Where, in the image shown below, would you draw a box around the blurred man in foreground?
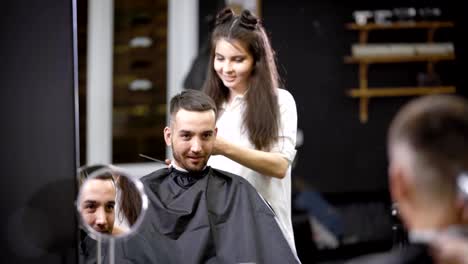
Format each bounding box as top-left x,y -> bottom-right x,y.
348,94 -> 468,263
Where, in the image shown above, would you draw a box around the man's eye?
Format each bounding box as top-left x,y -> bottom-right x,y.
84,204 -> 95,210
106,204 -> 115,212
234,58 -> 244,62
84,206 -> 96,213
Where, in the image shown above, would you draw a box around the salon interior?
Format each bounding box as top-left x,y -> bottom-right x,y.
2,0 -> 467,263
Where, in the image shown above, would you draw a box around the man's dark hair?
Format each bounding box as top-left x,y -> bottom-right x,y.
169,89 -> 217,118
78,164 -> 115,187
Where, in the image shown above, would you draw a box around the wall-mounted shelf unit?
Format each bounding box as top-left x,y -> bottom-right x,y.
345,21 -> 456,123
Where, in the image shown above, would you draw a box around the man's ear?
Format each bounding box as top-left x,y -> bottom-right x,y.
389,162 -> 410,205
389,162 -> 414,228
214,127 -> 218,137
164,127 -> 171,146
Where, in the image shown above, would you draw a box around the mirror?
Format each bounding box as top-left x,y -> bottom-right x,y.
76,164 -> 148,240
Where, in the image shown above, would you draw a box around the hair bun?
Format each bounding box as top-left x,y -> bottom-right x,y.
239,9 -> 258,30
215,8 -> 234,26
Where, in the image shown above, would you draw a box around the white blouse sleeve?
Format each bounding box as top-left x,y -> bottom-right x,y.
270,89 -> 298,163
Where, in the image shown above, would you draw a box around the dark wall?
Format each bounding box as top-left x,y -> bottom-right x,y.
261,0 -> 467,193
0,0 -> 79,263
198,0 -> 225,49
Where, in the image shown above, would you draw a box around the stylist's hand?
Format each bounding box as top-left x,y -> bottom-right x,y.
212,136 -> 228,156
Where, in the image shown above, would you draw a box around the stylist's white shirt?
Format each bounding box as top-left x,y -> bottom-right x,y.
208,88 -> 298,253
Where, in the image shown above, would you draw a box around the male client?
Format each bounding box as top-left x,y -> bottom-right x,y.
116,90 -> 300,263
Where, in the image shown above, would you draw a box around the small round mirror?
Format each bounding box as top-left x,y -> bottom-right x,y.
76,164 -> 148,241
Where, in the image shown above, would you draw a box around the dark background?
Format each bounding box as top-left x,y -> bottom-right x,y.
0,0 -> 79,263
263,0 -> 467,194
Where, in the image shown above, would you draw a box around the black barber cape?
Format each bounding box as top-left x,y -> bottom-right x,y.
114,166 -> 299,264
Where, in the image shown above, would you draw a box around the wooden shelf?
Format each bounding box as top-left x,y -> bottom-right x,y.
344,53 -> 455,64
346,21 -> 454,31
348,86 -> 456,98
345,20 -> 456,123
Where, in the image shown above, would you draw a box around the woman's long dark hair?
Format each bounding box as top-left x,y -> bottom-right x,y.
115,173 -> 142,226
203,8 -> 281,150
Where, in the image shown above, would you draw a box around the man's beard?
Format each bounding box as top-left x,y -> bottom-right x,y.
171,146 -> 207,172
94,225 -> 112,234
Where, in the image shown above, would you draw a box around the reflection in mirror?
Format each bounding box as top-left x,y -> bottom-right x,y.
77,164 -> 148,263
77,164 -> 147,239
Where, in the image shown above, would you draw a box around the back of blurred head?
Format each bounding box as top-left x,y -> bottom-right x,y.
387,95 -> 468,230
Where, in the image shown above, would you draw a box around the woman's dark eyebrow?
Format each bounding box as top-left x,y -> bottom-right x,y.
215,53 -> 245,59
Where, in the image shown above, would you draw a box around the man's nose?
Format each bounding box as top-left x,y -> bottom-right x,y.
95,208 -> 108,226
190,138 -> 202,153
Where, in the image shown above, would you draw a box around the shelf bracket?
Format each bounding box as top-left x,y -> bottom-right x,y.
359,63 -> 369,123
359,30 -> 368,44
